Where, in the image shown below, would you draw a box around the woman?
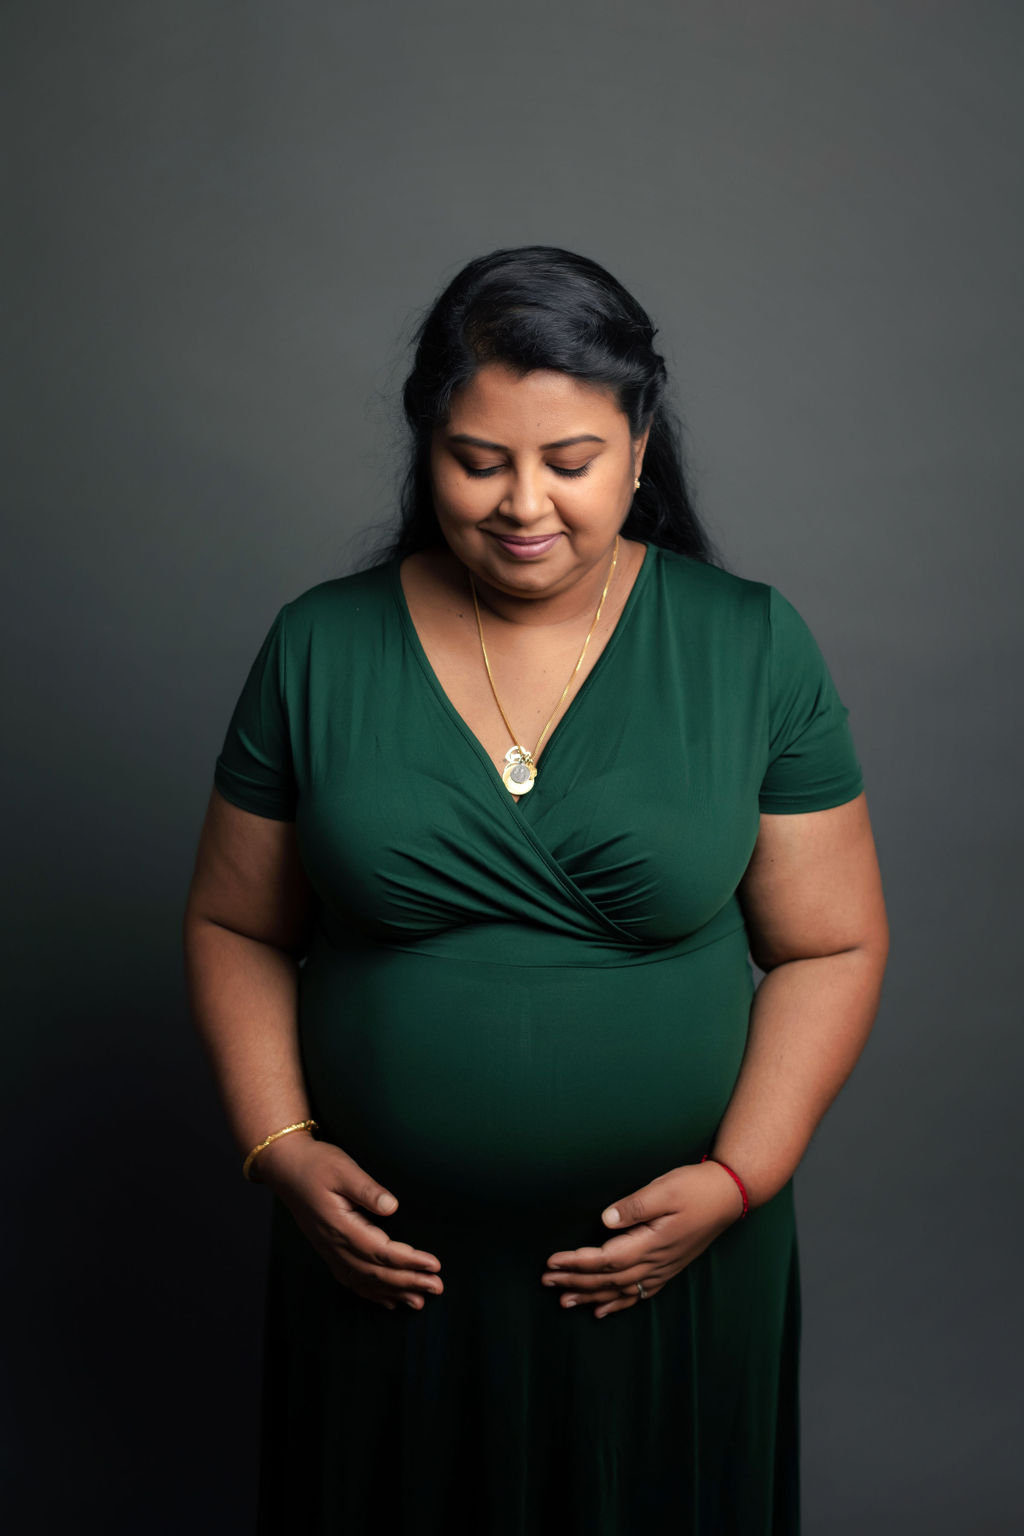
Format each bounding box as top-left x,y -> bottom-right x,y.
183,245 -> 889,1535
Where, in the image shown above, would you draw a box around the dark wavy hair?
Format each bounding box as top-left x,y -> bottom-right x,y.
372,246 -> 727,569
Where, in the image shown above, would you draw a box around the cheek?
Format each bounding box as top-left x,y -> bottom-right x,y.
441,464 -> 530,521
562,472 -> 629,525
432,465 -> 470,510
437,478 -> 488,525
432,480 -> 492,547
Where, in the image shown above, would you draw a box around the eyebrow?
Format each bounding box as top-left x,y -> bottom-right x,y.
447,433 -> 606,451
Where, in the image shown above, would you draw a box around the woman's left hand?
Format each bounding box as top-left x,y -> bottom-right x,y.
542,1160 -> 747,1319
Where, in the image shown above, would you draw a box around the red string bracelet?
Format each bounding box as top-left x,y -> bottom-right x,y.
701,1153 -> 749,1218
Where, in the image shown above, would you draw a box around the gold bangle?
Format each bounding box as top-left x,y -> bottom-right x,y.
242,1119 -> 317,1182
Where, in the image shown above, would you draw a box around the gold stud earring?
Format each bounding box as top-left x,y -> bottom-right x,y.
634,477 -> 641,491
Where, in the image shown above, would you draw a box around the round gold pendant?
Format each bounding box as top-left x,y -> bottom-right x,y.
502,761 -> 536,794
502,746 -> 537,795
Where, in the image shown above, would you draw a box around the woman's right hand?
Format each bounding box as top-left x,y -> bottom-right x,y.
254,1133 -> 444,1312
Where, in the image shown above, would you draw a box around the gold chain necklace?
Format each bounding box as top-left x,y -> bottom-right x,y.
469,535 -> 619,796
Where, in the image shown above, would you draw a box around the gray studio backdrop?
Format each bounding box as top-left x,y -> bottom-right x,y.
6,2 -> 1022,1532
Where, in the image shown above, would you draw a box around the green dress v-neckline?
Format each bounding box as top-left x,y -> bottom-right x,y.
388,543 -> 653,813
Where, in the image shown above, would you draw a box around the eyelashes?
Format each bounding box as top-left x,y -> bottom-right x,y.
462,462 -> 593,480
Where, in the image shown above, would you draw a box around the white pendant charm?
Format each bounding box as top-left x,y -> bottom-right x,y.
502,746 -> 537,795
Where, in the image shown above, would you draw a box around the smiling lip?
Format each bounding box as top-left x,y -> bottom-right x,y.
489,531 -> 563,559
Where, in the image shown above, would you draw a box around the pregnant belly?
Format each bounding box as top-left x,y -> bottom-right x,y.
297,925 -> 754,1226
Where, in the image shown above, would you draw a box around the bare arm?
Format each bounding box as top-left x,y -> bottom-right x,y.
182,786 -> 444,1308
181,786 -> 318,1172
714,790 -> 890,1207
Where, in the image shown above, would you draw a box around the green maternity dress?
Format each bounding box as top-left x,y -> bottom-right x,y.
213,542 -> 864,1536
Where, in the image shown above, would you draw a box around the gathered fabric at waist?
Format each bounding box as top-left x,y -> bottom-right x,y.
309,894 -> 749,972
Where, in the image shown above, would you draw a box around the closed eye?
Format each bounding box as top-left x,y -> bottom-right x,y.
463,462 -> 592,479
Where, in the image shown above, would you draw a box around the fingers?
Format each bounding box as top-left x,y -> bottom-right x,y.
545,1274 -> 668,1318
333,1255 -> 445,1306
603,1181 -> 680,1229
345,1168 -> 401,1217
315,1211 -> 445,1309
313,1207 -> 445,1306
379,1237 -> 443,1273
326,1153 -> 400,1218
543,1260 -> 651,1295
546,1233 -> 656,1272
594,1292 -> 647,1319
283,1144 -> 445,1310
331,1206 -> 441,1271
600,1167 -> 686,1231
602,1193 -> 650,1228
322,1151 -> 442,1273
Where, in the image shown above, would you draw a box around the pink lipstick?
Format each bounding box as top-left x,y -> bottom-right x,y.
490,532 -> 563,559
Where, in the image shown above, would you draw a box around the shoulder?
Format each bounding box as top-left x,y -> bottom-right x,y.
277,561 -> 397,637
650,551 -> 837,674
649,545 -> 772,627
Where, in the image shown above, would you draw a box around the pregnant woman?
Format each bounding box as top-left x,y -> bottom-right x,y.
183,244 -> 889,1535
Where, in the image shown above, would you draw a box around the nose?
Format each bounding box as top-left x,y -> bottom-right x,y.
496,462 -> 553,526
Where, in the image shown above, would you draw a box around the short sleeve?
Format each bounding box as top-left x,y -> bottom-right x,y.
213,604 -> 299,820
758,585 -> 864,813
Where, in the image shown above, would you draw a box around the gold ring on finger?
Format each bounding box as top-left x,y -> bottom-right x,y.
635,1279 -> 647,1300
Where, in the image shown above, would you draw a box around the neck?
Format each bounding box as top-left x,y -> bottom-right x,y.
455,538 -> 629,632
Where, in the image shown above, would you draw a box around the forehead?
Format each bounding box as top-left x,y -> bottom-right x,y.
445,363 -> 625,436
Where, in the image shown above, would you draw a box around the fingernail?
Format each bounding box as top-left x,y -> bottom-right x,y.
378,1193 -> 398,1213
548,1261 -> 562,1269
604,1207 -> 621,1226
542,1278 -> 556,1287
562,1297 -> 576,1309
405,1297 -> 420,1309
